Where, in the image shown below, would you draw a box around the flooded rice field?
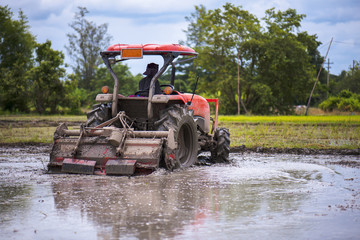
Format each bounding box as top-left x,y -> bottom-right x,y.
0,146 -> 359,240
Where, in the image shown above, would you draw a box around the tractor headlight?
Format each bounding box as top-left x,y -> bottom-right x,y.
101,86 -> 109,94
108,57 -> 116,65
163,86 -> 173,95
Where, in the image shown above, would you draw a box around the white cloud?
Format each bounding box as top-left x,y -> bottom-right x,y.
90,15 -> 188,44
303,20 -> 360,73
29,5 -> 73,48
86,15 -> 189,74
2,0 -> 360,75
80,0 -> 218,14
244,0 -> 292,17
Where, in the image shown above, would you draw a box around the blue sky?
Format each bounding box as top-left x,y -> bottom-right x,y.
3,0 -> 360,75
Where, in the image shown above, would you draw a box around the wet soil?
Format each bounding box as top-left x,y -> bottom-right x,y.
232,145 -> 360,157
2,141 -> 360,154
1,142 -> 358,167
0,145 -> 359,239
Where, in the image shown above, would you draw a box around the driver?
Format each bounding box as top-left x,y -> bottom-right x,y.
138,63 -> 162,96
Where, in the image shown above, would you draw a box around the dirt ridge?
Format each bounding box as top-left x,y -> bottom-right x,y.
0,120 -> 83,128
232,145 -> 360,155
0,142 -> 359,156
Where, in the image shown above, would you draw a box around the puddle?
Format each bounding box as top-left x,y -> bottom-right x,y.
0,147 -> 359,239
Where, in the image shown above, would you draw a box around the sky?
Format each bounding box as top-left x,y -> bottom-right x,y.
2,0 -> 360,76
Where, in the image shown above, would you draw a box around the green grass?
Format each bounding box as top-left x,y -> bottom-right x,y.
0,115 -> 85,144
0,114 -> 86,122
218,115 -> 360,149
0,114 -> 359,150
219,115 -> 360,124
0,126 -> 56,144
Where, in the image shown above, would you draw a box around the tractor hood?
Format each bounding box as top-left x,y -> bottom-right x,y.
102,44 -> 198,58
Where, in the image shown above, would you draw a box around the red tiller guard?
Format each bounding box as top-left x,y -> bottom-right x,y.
206,98 -> 219,134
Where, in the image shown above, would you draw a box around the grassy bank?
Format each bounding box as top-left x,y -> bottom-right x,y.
0,114 -> 359,150
218,115 -> 360,149
0,115 -> 86,144
1,126 -> 56,144
0,115 -> 86,122
219,115 -> 360,124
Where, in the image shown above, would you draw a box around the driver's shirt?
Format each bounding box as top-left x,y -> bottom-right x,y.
138,76 -> 161,96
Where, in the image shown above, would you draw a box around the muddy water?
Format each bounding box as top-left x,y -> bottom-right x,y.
0,147 -> 359,240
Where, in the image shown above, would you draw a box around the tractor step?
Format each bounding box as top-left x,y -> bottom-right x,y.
105,160 -> 137,175
61,158 -> 96,174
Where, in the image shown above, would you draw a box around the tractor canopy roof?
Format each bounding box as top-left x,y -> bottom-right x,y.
101,44 -> 198,59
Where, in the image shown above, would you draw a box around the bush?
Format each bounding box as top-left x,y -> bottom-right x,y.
338,89 -> 353,98
319,90 -> 360,112
337,98 -> 360,112
319,96 -> 339,111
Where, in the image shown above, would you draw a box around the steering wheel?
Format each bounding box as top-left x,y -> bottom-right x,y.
134,89 -> 149,96
135,85 -> 174,96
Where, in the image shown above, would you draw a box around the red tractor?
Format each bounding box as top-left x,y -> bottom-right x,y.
49,44 -> 230,175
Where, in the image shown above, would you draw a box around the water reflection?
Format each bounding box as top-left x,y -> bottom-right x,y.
1,148 -> 359,240
0,185 -> 32,221
49,156 -> 325,239
51,173 -> 213,239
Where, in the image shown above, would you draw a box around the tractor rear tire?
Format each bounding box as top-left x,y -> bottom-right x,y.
157,105 -> 198,169
211,128 -> 230,163
86,103 -> 111,127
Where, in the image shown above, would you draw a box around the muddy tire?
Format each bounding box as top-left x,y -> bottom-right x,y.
157,105 -> 198,168
86,103 -> 111,127
211,128 -> 230,163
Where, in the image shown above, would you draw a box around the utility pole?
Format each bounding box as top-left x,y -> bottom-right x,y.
236,52 -> 248,115
353,60 -> 355,76
305,37 -> 333,116
325,58 -> 333,98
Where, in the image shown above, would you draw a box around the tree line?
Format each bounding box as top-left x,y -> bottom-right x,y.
179,3 -> 359,114
0,6 -> 140,115
0,4 -> 359,115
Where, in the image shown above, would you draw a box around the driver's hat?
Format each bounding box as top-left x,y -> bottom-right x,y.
143,63 -> 159,75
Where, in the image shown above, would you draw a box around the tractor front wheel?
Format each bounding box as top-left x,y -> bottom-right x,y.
86,103 -> 111,127
211,128 -> 230,163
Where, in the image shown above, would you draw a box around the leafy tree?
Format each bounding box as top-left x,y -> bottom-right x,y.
246,83 -> 275,113
184,4 -> 260,114
160,56 -> 195,93
66,7 -> 112,91
332,70 -> 347,94
28,40 -> 65,114
257,8 -> 319,114
183,4 -> 320,115
335,60 -> 360,94
0,5 -> 35,112
61,74 -> 86,114
88,63 -> 140,103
